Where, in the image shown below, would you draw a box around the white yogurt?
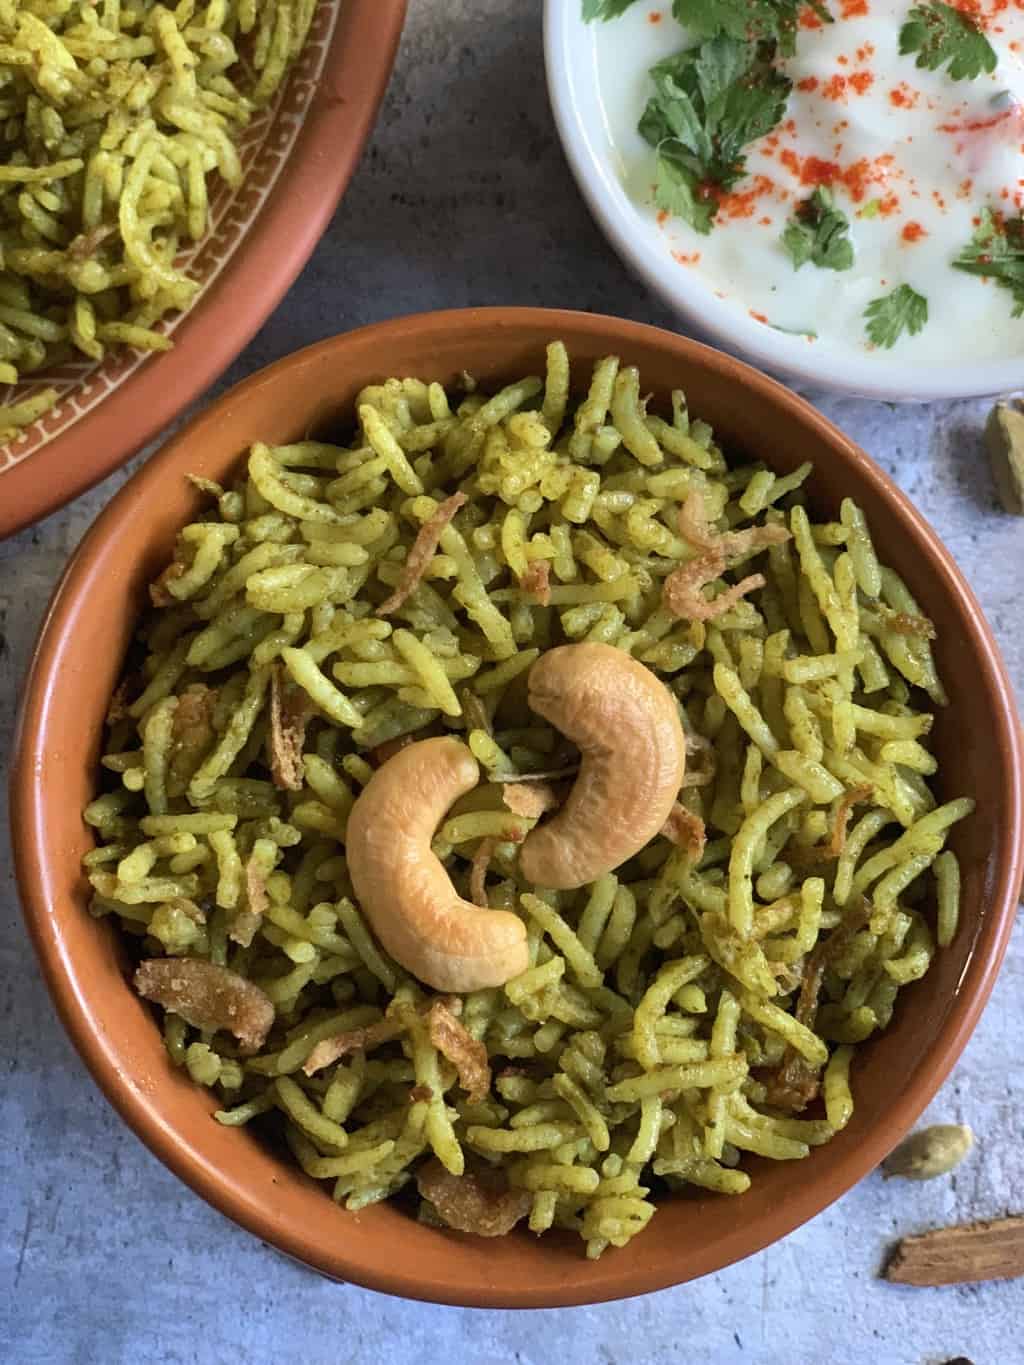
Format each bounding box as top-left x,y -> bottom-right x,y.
592,2 -> 1024,361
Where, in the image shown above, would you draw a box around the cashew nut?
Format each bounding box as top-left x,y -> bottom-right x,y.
518,643 -> 686,890
345,736 -> 529,992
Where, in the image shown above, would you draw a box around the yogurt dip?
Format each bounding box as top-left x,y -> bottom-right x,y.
591,2 -> 1024,362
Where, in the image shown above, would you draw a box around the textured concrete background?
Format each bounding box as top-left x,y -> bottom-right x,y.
2,3 -> 1022,1362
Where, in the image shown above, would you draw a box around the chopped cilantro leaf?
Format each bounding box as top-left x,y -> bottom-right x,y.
638,35 -> 791,232
582,0 -> 642,20
671,0 -> 831,58
952,209 -> 1024,317
654,149 -> 718,234
864,285 -> 929,348
781,188 -> 854,271
898,2 -> 997,82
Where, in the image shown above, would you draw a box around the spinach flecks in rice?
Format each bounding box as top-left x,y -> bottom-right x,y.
83,342 -> 972,1256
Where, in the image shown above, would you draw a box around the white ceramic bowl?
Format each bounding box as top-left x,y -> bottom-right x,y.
544,2 -> 1024,401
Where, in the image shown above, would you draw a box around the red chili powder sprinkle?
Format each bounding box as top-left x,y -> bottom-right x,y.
672,251 -> 701,265
901,221 -> 927,242
718,175 -> 776,219
759,215 -> 773,226
837,54 -> 849,65
822,74 -> 847,101
856,42 -> 876,61
656,210 -> 669,226
878,193 -> 901,216
889,83 -> 919,109
797,76 -> 819,92
841,0 -> 869,15
799,6 -> 824,28
849,71 -> 874,94
749,311 -> 769,324
648,8 -> 662,21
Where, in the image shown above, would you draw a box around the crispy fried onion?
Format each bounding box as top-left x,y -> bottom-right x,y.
269,662 -> 311,791
377,491 -> 467,616
791,785 -> 874,866
664,491 -> 790,622
518,558 -> 551,606
501,780 -> 561,820
661,802 -> 707,861
427,998 -> 491,1104
763,897 -> 872,1112
469,836 -> 497,908
679,489 -> 792,561
228,853 -> 270,949
303,1014 -> 407,1076
149,559 -> 186,608
134,958 -> 274,1052
416,1158 -> 532,1237
168,684 -> 218,795
105,677 -> 135,726
302,996 -> 465,1076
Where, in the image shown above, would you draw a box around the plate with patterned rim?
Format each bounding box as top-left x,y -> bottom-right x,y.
0,0 -> 406,540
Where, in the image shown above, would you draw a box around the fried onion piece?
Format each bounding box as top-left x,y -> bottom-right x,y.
416,1158 -> 532,1237
149,559 -> 186,608
661,802 -> 707,861
410,1085 -> 434,1103
303,1015 -> 407,1076
824,784 -> 874,859
790,784 -> 874,867
428,998 -> 491,1104
519,558 -> 551,606
269,662 -> 310,792
678,490 -> 791,561
501,780 -> 561,820
166,684 -> 218,796
105,677 -> 135,726
763,1053 -> 821,1112
378,491 -> 468,616
134,958 -> 274,1052
763,897 -> 872,1111
663,547 -> 766,622
469,837 -> 496,909
228,853 -> 269,948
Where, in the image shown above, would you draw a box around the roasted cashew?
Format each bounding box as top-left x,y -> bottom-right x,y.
518,643 -> 686,890
345,736 -> 529,992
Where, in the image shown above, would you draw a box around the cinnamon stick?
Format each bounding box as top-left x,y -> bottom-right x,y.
884,1215 -> 1024,1287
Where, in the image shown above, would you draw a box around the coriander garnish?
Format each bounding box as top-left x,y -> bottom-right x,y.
899,2 -> 997,82
781,188 -> 854,272
953,209 -> 1024,317
638,36 -> 791,235
864,284 -> 929,348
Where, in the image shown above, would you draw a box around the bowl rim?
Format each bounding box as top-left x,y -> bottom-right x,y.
543,2 -> 1024,402
10,307 -> 1024,1307
0,0 -> 407,542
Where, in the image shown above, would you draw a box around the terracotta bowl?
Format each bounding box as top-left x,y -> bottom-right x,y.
0,0 -> 406,540
11,309 -> 1024,1307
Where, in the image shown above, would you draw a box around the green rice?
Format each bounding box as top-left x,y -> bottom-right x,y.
83,342 -> 971,1257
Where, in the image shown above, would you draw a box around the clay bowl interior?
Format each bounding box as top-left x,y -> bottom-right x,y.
12,308 -> 1023,1308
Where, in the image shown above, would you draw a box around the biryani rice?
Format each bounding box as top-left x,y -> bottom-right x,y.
83,342 -> 972,1256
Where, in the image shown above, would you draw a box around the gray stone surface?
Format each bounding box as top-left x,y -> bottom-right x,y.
1,3 -> 1022,1362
